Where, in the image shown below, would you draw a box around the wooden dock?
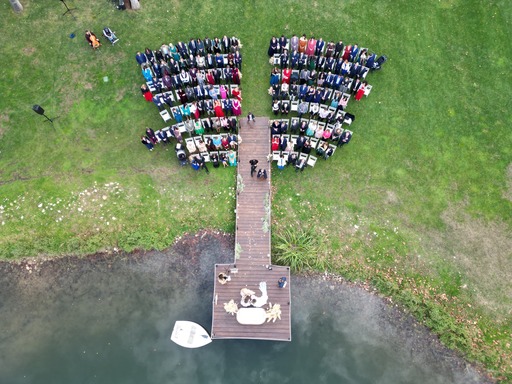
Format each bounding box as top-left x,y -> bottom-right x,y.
211,117 -> 292,341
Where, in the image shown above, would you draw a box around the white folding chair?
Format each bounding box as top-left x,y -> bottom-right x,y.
324,127 -> 333,140
299,153 -> 308,164
310,137 -> 319,149
147,81 -> 156,93
164,91 -> 175,102
291,117 -> 300,133
177,122 -> 187,134
327,144 -> 337,157
309,102 -> 319,114
209,150 -> 219,159
335,110 -> 346,121
307,155 -> 317,167
193,136 -> 203,146
185,137 -> 197,153
343,114 -> 354,126
200,152 -> 211,162
218,150 -> 228,163
364,84 -> 373,97
273,53 -> 281,65
201,118 -> 212,132
160,110 -> 172,122
291,100 -> 299,112
272,151 -> 281,161
319,105 -> 329,119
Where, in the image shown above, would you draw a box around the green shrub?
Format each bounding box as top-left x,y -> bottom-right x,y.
273,226 -> 324,272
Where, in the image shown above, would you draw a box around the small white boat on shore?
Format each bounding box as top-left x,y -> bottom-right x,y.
170,321 -> 212,348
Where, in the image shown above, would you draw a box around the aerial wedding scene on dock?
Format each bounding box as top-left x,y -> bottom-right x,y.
1,1 -> 511,383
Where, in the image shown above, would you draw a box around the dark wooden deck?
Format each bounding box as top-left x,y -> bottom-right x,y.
211,117 -> 292,341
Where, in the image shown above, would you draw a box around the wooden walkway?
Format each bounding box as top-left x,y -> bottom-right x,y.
211,117 -> 292,341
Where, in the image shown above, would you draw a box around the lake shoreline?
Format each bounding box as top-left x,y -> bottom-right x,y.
0,231 -> 493,383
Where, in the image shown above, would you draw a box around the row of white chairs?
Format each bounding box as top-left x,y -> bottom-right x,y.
288,101 -> 353,121
272,36 -> 368,56
272,133 -> 344,153
155,117 -> 238,141
153,129 -> 239,153
273,54 -> 369,77
274,71 -> 372,98
149,82 -> 240,101
158,97 -> 241,123
272,151 -> 319,168
145,66 -> 240,94
270,114 -> 354,137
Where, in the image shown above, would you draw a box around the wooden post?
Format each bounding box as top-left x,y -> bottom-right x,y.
10,0 -> 23,12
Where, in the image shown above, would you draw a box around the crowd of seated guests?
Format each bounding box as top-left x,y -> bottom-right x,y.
137,35 -> 243,125
267,34 -> 379,170
137,36 -> 243,167
140,119 -> 241,170
269,116 -> 352,168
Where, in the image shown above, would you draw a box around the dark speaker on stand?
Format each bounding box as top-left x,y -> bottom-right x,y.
32,104 -> 57,124
32,105 -> 45,115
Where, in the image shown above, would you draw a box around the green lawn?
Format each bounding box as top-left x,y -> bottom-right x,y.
1,0 -> 511,381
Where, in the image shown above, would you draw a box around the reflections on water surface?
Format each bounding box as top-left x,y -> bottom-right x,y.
0,233 -> 489,384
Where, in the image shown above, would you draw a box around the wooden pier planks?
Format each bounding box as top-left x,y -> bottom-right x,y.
211,117 -> 291,341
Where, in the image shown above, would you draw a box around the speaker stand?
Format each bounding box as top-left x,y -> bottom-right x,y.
42,114 -> 59,124
61,0 -> 76,18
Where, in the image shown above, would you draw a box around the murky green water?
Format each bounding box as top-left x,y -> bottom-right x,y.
0,234 -> 488,383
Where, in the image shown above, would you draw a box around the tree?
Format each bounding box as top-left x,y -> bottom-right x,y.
10,0 -> 23,12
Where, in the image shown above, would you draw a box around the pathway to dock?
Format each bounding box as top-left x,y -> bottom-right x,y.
211,117 -> 291,341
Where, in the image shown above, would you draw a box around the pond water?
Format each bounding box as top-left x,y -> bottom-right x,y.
0,233 -> 488,384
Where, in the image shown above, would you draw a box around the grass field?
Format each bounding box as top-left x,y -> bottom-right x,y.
1,0 -> 511,381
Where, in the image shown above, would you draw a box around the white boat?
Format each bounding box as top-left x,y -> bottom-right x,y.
170,321 -> 212,348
